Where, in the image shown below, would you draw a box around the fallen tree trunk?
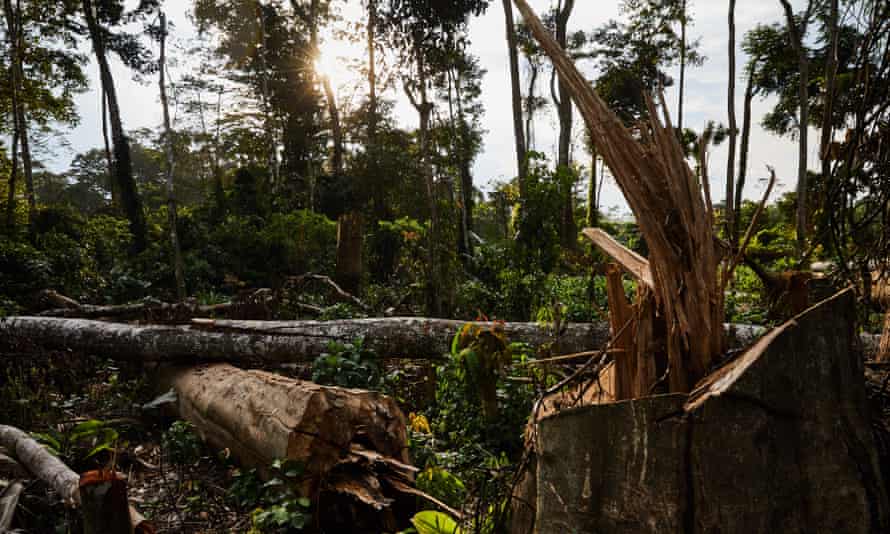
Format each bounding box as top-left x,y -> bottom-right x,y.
163,364 -> 416,530
2,316 -> 879,364
0,316 -> 610,363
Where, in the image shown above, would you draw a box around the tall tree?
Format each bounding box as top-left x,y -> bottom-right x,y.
554,0 -> 576,248
4,0 -> 35,227
157,12 -> 186,300
726,0 -> 737,244
779,0 -> 816,259
80,0 -> 151,252
502,0 -> 527,191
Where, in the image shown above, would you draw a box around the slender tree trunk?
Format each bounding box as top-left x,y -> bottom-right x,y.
405,50 -> 441,317
678,0 -> 686,133
213,88 -> 225,215
366,0 -> 394,282
82,0 -> 147,252
726,0 -> 738,245
587,142 -> 598,227
735,70 -> 755,237
5,127 -> 18,229
159,13 -> 186,301
5,0 -> 34,228
556,0 -> 576,249
780,0 -> 813,260
820,0 -> 839,194
100,77 -> 116,207
525,63 -> 538,150
255,2 -> 278,193
502,0 -> 527,187
556,0 -> 574,169
322,77 -> 343,176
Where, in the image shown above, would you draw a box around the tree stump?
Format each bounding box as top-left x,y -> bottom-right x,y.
524,289 -> 889,533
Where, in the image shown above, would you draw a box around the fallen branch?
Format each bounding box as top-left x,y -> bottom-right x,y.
722,166 -> 777,291
286,274 -> 371,312
0,481 -> 24,532
0,425 -> 80,506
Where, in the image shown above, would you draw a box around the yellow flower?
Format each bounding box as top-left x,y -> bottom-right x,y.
408,412 -> 431,434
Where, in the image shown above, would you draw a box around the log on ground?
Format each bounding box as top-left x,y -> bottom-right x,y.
163,364 -> 416,529
0,316 -> 610,363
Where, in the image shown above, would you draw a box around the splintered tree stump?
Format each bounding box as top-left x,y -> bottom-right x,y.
523,289 -> 889,533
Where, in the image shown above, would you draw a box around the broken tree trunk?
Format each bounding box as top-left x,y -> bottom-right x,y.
524,288 -> 889,533
586,229 -> 662,397
163,364 -> 416,528
514,0 -> 722,392
0,316 -> 609,364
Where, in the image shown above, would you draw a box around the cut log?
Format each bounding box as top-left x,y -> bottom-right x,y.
164,364 -> 409,475
0,425 -> 80,506
163,364 -> 415,527
0,316 -> 609,363
525,288 -> 890,533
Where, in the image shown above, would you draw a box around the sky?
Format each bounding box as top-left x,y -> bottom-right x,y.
55,0 -> 816,218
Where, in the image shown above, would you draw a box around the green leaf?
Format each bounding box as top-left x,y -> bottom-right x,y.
411,510 -> 462,534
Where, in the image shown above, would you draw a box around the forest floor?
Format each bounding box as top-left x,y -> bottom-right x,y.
2,328 -> 890,532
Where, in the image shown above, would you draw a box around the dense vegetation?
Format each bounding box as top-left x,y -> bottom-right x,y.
2,0 -> 889,532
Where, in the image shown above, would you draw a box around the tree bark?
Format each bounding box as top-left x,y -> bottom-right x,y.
502,0 -> 528,189
322,77 -> 344,177
82,0 -> 147,252
586,142 -> 597,227
335,211 -> 364,296
159,12 -> 186,301
726,0 -> 738,245
0,316 -> 611,364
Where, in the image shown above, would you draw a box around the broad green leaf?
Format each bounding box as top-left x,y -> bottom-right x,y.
411,510 -> 462,534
